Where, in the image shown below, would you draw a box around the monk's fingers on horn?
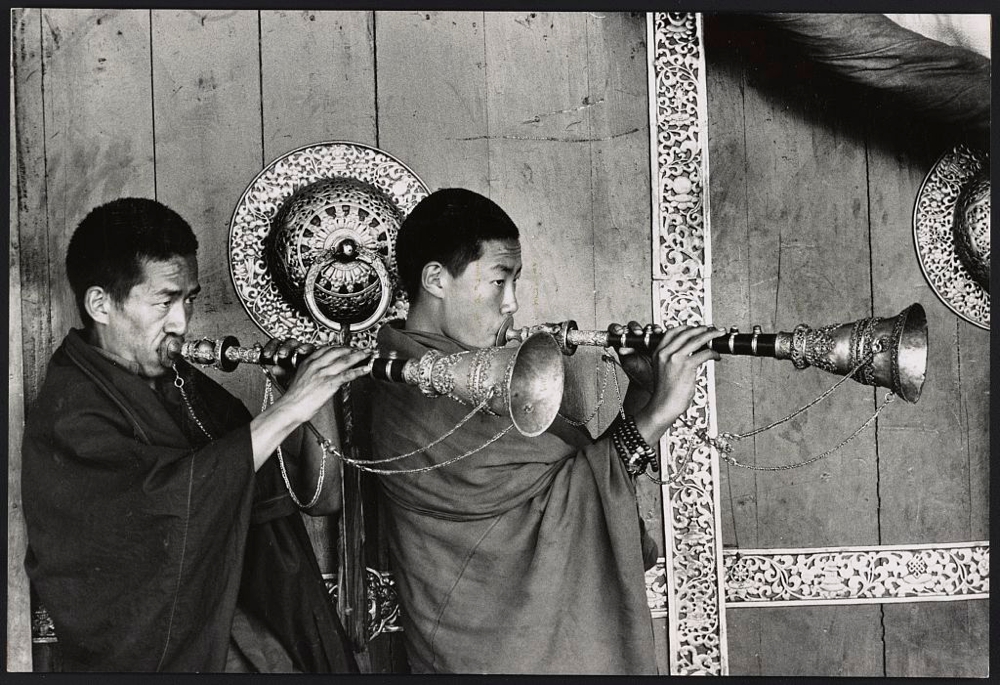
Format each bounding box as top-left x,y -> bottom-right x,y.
314,347 -> 370,377
275,337 -> 303,360
261,337 -> 281,359
688,347 -> 722,366
676,327 -> 726,358
652,325 -> 705,357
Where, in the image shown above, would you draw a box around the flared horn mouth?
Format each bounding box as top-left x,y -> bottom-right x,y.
774,302 -> 929,404
506,332 -> 566,436
891,303 -> 928,404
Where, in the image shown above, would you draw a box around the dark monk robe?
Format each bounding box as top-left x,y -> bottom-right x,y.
21,329 -> 357,673
370,321 -> 658,674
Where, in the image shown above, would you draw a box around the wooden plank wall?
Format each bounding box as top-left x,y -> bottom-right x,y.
705,15 -> 989,677
10,8 -> 656,673
10,9 -> 987,677
8,12 -> 33,671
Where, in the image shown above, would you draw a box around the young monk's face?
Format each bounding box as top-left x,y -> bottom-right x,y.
97,255 -> 201,377
439,239 -> 522,349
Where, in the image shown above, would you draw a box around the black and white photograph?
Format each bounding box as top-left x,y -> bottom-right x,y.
7,6 -> 991,677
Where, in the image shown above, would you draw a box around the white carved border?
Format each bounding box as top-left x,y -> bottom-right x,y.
644,542 -> 988,617
648,12 -> 727,676
723,542 -> 989,607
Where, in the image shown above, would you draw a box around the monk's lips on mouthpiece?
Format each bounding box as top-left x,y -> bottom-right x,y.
161,338 -> 183,360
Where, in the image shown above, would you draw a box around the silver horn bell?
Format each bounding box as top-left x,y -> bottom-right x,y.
165,331 -> 566,437
502,303 -> 929,404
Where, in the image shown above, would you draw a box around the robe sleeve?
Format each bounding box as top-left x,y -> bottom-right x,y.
23,372 -> 256,670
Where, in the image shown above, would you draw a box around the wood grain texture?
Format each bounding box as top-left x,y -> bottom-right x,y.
13,9 -> 50,407
867,120 -> 974,545
8,10 -> 34,671
484,11 -> 596,329
961,321 -> 989,543
728,18 -> 878,551
261,10 -> 376,158
375,10 -> 489,192
704,21 -> 759,552
704,16 -> 882,675
730,606 -> 882,676
865,89 -> 989,679
882,601 -> 989,677
42,9 -> 156,347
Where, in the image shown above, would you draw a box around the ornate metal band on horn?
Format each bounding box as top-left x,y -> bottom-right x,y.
164,330 -> 565,438
500,303 -> 928,404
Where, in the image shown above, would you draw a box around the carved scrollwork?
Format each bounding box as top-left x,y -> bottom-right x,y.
229,141 -> 429,349
913,144 -> 989,329
650,12 -> 726,676
324,569 -> 402,641
31,604 -> 58,644
722,544 -> 990,605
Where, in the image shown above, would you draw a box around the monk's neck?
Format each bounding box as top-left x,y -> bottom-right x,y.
403,300 -> 445,338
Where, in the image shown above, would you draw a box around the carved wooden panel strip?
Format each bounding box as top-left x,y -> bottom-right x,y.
723,543 -> 989,607
647,12 -> 727,676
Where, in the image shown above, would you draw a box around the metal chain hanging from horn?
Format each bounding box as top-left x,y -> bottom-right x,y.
166,329 -> 565,440
499,304 -> 929,481
500,303 -> 929,403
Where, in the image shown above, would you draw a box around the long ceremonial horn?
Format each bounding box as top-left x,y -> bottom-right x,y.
165,331 -> 565,436
499,303 -> 928,404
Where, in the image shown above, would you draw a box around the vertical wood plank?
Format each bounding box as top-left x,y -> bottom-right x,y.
704,18 -> 761,673
736,606 -> 883,676
741,56 -> 880,551
8,8 -> 36,672
704,17 -> 760,553
13,8 -> 50,409
150,9 -> 262,408
585,11 -> 650,330
866,100 -> 988,678
42,9 -> 156,348
961,321 -> 989,543
376,10 -> 489,192
261,10 -> 376,158
868,127 -> 972,547
705,16 -> 882,675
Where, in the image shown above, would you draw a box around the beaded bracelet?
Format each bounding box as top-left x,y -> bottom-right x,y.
612,415 -> 658,477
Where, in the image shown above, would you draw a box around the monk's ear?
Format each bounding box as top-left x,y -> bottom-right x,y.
84,286 -> 113,325
420,262 -> 447,300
